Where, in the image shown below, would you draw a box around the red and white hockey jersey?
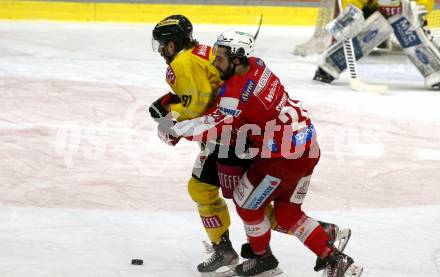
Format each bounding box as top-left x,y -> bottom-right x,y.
172,57 -> 317,158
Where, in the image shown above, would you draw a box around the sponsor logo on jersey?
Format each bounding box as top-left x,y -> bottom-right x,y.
274,225 -> 289,234
218,172 -> 241,190
291,124 -> 315,147
245,225 -> 261,233
264,79 -> 279,103
218,84 -> 227,96
200,215 -> 223,228
267,139 -> 279,152
391,17 -> 421,49
256,58 -> 265,67
192,44 -> 210,60
254,67 -> 272,96
415,49 -> 429,65
218,106 -> 241,117
294,218 -> 319,243
379,6 -> 401,16
219,97 -> 242,117
295,226 -> 305,238
233,174 -> 254,207
243,175 -> 281,210
244,219 -> 271,236
276,93 -> 288,112
166,66 -> 175,84
240,80 -> 255,103
363,29 -> 379,43
290,175 -> 311,204
257,78 -> 279,109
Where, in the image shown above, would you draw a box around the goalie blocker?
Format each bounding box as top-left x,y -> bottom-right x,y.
314,10 -> 440,89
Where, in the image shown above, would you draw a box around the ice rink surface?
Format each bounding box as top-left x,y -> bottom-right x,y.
0,21 -> 439,276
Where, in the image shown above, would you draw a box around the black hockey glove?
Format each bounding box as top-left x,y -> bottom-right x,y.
148,92 -> 181,120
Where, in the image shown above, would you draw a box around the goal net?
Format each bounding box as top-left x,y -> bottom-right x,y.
427,1 -> 440,47
293,0 -> 337,56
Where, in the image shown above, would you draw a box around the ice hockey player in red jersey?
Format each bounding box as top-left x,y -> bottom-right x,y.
168,29 -> 363,277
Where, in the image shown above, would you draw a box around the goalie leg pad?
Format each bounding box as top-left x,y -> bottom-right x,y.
319,11 -> 394,79
188,177 -> 231,244
389,14 -> 440,89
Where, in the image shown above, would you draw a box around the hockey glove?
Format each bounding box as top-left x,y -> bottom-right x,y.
402,0 -> 427,29
157,128 -> 181,146
148,92 -> 181,120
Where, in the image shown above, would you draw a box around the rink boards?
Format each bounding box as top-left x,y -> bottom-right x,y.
0,0 -> 319,25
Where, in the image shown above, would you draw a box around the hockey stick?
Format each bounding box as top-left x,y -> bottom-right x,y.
254,14 -> 263,40
342,39 -> 389,93
337,0 -> 389,93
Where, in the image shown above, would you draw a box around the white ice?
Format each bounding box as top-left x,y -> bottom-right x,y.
0,21 -> 439,277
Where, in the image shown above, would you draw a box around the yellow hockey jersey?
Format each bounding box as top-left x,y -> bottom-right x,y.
165,44 -> 222,122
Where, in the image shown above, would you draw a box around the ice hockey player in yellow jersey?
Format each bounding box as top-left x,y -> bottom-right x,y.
154,23 -> 221,121
149,15 -> 244,275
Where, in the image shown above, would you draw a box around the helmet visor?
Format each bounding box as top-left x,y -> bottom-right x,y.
151,38 -> 167,53
212,43 -> 219,56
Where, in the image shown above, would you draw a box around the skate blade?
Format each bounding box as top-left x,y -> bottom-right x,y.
345,264 -> 363,277
200,269 -> 236,277
335,229 -> 351,252
251,266 -> 283,277
322,262 -> 363,277
200,263 -> 239,277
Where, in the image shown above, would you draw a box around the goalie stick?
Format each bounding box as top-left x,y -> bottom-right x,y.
337,0 -> 389,94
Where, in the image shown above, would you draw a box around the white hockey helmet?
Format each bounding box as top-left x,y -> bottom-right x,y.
214,29 -> 255,58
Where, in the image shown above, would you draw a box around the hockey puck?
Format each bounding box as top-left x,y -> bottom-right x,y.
131,259 -> 143,265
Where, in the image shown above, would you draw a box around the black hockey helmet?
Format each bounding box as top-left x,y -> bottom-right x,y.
152,15 -> 193,52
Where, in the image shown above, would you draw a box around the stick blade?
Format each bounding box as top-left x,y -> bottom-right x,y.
350,78 -> 389,94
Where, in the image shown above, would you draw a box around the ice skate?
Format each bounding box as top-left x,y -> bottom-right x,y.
313,67 -> 335,84
319,221 -> 351,252
314,248 -> 363,277
198,231 -> 239,277
235,248 -> 283,277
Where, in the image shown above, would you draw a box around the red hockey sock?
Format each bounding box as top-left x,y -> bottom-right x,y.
291,217 -> 332,258
303,224 -> 332,258
248,229 -> 271,255
243,216 -> 272,255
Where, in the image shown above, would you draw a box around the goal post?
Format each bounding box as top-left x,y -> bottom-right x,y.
427,1 -> 440,47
